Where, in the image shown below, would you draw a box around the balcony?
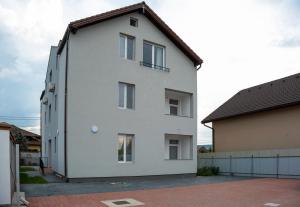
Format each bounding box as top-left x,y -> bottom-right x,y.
165,89 -> 193,118
164,134 -> 193,160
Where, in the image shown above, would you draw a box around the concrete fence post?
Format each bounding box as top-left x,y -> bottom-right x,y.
229,155 -> 232,176
251,155 -> 254,177
276,154 -> 279,179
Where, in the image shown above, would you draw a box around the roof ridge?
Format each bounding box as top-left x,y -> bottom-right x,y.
70,2 -> 145,28
239,72 -> 300,93
202,72 -> 300,123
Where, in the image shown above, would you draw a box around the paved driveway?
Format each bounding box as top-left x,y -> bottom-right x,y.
21,175 -> 250,197
27,178 -> 300,207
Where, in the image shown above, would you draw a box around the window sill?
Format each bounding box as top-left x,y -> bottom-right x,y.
118,107 -> 135,111
140,61 -> 170,72
164,159 -> 193,161
165,114 -> 193,118
118,161 -> 134,164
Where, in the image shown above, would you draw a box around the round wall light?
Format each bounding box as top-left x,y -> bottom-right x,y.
91,125 -> 98,134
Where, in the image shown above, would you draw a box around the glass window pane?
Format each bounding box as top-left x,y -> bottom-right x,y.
169,146 -> 178,160
126,136 -> 133,161
126,84 -> 134,109
118,135 -> 125,161
127,37 -> 134,60
155,46 -> 163,69
169,99 -> 178,105
170,106 -> 178,115
118,83 -> 125,107
120,35 -> 126,58
143,42 -> 152,67
169,140 -> 179,144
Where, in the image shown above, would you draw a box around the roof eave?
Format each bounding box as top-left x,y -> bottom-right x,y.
202,101 -> 300,124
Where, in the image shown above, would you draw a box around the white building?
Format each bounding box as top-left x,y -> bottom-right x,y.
40,2 -> 203,181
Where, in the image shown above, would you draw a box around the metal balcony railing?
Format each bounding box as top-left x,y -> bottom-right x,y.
140,61 -> 170,72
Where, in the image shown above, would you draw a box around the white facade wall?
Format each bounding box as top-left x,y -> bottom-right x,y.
42,12 -> 198,178
0,129 -> 12,205
66,12 -> 197,178
42,46 -> 65,175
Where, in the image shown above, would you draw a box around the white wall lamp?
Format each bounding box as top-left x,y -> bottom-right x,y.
91,125 -> 98,134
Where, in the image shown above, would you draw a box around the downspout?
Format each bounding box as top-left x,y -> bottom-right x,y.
64,30 -> 70,181
203,123 -> 215,152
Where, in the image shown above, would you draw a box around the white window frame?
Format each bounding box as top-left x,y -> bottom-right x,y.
120,34 -> 135,60
118,134 -> 134,163
118,82 -> 135,109
143,41 -> 165,68
168,139 -> 181,160
169,98 -> 180,116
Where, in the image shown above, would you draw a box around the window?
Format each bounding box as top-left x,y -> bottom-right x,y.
44,111 -> 47,124
48,104 -> 51,122
143,41 -> 165,69
120,34 -> 135,60
130,17 -> 138,27
169,99 -> 179,115
55,95 -> 57,111
118,82 -> 135,109
54,137 -> 57,153
118,134 -> 134,162
169,139 -> 179,160
49,70 -> 52,82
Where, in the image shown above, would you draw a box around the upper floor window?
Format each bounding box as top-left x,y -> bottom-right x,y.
130,17 -> 138,27
120,34 -> 135,60
143,41 -> 165,69
54,137 -> 57,153
48,104 -> 52,122
118,82 -> 135,109
54,95 -> 57,111
169,99 -> 179,116
49,70 -> 52,82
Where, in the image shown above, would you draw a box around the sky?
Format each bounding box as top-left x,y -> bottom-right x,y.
0,0 -> 299,144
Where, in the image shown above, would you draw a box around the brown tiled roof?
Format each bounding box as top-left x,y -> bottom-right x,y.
0,122 -> 41,139
57,2 -> 203,67
202,73 -> 300,123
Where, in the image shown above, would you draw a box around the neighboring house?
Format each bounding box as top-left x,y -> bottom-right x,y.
0,122 -> 41,152
202,73 -> 300,152
40,2 -> 202,180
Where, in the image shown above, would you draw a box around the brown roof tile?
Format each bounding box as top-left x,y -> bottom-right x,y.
202,73 -> 300,123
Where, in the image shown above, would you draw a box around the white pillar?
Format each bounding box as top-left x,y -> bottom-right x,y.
16,144 -> 20,193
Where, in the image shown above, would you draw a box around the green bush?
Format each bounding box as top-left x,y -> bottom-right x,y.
197,166 -> 219,176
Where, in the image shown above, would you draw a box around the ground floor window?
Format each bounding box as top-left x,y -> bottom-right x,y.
118,134 -> 134,162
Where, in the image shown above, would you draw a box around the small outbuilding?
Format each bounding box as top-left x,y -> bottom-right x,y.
0,123 -> 17,205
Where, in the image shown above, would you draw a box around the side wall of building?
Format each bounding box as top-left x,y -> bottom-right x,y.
66,12 -> 197,178
41,45 -> 66,175
214,105 -> 300,152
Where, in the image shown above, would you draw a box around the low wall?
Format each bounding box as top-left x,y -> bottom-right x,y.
198,148 -> 300,178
